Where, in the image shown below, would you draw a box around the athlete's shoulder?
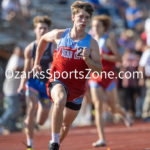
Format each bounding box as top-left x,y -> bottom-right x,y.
106,32 -> 116,46
24,41 -> 35,58
50,29 -> 66,39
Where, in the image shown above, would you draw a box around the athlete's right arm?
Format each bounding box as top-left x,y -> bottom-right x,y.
34,29 -> 65,70
17,44 -> 32,94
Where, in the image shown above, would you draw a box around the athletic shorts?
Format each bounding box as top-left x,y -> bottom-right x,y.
89,69 -> 117,90
47,80 -> 83,111
88,79 -> 117,91
26,78 -> 51,107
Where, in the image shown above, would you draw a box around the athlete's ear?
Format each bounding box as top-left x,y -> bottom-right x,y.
34,27 -> 36,33
72,14 -> 75,22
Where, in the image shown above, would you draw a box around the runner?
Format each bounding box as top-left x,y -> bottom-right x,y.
32,1 -> 102,150
18,16 -> 53,150
89,14 -> 132,147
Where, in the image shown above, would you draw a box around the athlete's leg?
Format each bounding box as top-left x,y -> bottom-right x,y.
81,90 -> 92,118
60,107 -> 79,143
106,87 -> 126,117
24,91 -> 38,148
90,86 -> 106,146
50,83 -> 67,144
36,98 -> 51,125
106,87 -> 133,126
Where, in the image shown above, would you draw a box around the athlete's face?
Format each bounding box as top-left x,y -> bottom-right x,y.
72,9 -> 91,30
34,23 -> 49,39
92,20 -> 105,35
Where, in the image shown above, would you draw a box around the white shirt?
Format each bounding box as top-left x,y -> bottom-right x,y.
139,48 -> 150,77
145,18 -> 150,46
3,54 -> 24,96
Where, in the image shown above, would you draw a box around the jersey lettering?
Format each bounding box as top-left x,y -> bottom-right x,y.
74,47 -> 83,59
61,49 -> 73,58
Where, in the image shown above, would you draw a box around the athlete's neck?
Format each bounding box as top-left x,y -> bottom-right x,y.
70,27 -> 86,41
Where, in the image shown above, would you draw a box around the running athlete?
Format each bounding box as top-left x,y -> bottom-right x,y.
17,16 -> 53,150
89,15 -> 132,147
32,1 -> 102,150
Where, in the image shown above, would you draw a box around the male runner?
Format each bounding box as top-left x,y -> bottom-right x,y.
33,1 -> 102,150
18,16 -> 53,150
89,15 -> 132,147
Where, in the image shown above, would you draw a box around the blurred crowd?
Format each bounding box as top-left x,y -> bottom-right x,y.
0,0 -> 150,134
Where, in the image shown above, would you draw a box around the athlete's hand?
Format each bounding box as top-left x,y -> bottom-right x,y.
82,47 -> 90,61
17,84 -> 24,95
32,64 -> 41,75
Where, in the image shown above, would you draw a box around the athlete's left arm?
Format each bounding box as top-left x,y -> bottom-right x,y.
82,38 -> 102,72
103,35 -> 122,62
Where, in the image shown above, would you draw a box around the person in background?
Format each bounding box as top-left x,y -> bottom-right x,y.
139,46 -> 150,122
144,11 -> 150,47
0,46 -> 24,134
89,15 -> 132,147
125,0 -> 143,31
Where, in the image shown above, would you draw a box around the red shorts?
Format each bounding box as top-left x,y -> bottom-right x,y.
90,70 -> 117,90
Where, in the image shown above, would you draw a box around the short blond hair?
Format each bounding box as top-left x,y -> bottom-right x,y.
92,15 -> 111,31
71,1 -> 94,17
33,16 -> 52,28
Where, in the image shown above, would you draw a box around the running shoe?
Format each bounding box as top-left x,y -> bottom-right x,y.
124,113 -> 133,127
26,146 -> 33,150
92,139 -> 106,147
49,142 -> 59,150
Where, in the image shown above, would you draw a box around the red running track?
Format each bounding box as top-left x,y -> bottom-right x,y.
0,120 -> 150,150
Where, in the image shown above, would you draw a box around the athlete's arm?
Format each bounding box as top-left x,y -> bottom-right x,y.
34,29 -> 65,67
17,43 -> 33,93
83,37 -> 102,72
103,35 -> 121,62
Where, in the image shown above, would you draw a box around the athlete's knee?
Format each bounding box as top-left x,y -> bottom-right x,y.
61,122 -> 70,132
24,118 -> 30,128
54,93 -> 67,108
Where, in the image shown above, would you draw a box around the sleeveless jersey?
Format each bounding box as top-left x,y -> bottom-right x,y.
32,42 -> 53,83
49,28 -> 91,101
98,34 -> 115,71
89,33 -> 117,89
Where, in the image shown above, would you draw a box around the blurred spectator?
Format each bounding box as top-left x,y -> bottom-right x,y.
87,0 -> 109,15
118,29 -> 135,53
125,0 -> 143,31
58,0 -> 67,5
0,46 -> 24,134
139,47 -> 150,122
141,31 -> 147,45
135,37 -> 145,55
113,0 -> 128,19
145,11 -> 150,46
19,0 -> 31,17
134,38 -> 145,118
1,0 -> 21,21
122,50 -> 140,117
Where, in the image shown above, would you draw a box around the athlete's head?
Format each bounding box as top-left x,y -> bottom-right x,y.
91,15 -> 111,35
71,1 -> 94,29
33,15 -> 52,39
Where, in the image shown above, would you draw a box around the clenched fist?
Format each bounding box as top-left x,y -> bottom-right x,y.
82,47 -> 90,61
32,64 -> 41,75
